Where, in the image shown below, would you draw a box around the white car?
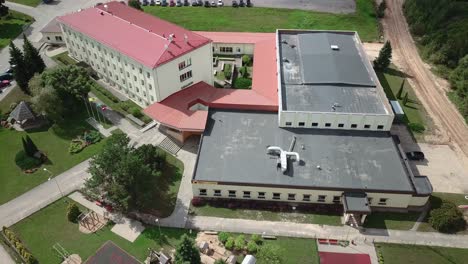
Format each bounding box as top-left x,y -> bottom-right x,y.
217,0 -> 224,6
156,0 -> 161,5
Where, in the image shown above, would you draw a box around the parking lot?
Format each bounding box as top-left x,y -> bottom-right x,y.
140,0 -> 356,14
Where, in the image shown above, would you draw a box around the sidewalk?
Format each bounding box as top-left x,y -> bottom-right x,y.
186,216 -> 468,249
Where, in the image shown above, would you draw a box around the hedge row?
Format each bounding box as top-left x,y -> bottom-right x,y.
2,226 -> 36,264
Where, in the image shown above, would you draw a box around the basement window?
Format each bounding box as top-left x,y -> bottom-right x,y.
317,195 -> 326,202
338,123 -> 344,128
298,122 -> 305,127
377,125 -> 384,130
258,192 -> 266,199
325,123 -> 331,127
199,189 -> 207,196
333,196 -> 341,203
378,198 -> 388,205
312,122 -> 318,127
364,124 -> 371,129
243,191 -> 251,198
214,190 -> 221,197
285,122 -> 292,126
228,190 -> 236,198
351,124 -> 358,128
303,194 -> 311,201
288,193 -> 296,201
273,193 -> 281,200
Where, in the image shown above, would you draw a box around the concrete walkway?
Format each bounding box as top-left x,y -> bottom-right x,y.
187,216 -> 468,249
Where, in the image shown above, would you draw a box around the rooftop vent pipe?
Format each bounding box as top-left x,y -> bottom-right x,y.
267,146 -> 300,173
331,45 -> 340,50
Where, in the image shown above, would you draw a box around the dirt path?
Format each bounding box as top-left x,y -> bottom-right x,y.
381,0 -> 468,158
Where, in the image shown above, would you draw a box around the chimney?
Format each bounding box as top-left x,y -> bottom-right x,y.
184,33 -> 188,44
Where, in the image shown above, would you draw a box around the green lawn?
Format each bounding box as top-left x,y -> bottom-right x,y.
418,193 -> 468,233
11,198 -> 194,263
262,237 -> 320,264
375,243 -> 468,264
376,66 -> 429,137
190,204 -> 342,226
0,11 -> 34,49
364,212 -> 421,230
6,0 -> 42,7
0,93 -> 108,204
0,86 -> 29,114
51,51 -> 78,66
143,0 -> 379,41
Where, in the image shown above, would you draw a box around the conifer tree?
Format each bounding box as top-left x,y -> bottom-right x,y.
25,135 -> 39,156
174,234 -> 201,264
23,34 -> 45,78
9,42 -> 30,93
373,41 -> 392,70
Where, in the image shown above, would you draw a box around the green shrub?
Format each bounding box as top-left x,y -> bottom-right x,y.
131,107 -> 143,118
233,78 -> 252,89
429,202 -> 466,233
69,140 -> 85,154
234,235 -> 245,251
214,260 -> 226,264
225,237 -> 235,250
15,150 -> 41,170
141,115 -> 152,124
84,130 -> 102,144
251,234 -> 262,244
247,240 -> 258,253
224,64 -> 232,80
239,66 -> 248,78
408,122 -> 425,133
257,244 -> 282,264
242,55 -> 251,66
218,232 -> 230,244
67,203 -> 81,223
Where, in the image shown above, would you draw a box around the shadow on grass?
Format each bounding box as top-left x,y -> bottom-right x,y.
363,212 -> 420,230
384,67 -> 412,78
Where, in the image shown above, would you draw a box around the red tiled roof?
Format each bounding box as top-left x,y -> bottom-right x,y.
319,252 -> 371,264
144,32 -> 278,132
57,1 -> 211,68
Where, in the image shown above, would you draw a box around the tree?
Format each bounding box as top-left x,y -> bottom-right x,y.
9,42 -> 30,93
86,134 -> 164,212
377,0 -> 387,18
242,55 -> 251,66
174,234 -> 201,264
224,237 -> 234,250
218,232 -> 230,244
23,34 -> 45,79
429,202 -> 466,233
449,55 -> 468,98
0,0 -> 9,17
128,0 -> 142,10
30,74 -> 64,123
373,41 -> 392,70
251,234 -> 262,244
67,203 -> 81,223
396,79 -> 405,99
41,65 -> 93,115
234,235 -> 245,251
25,135 -> 39,156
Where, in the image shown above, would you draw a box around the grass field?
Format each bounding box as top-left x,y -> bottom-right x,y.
52,51 -> 78,66
375,243 -> 468,264
6,0 -> 42,7
190,204 -> 342,226
0,86 -> 29,114
0,11 -> 34,49
0,92 -> 108,204
364,212 -> 420,230
143,0 -> 379,41
11,198 -> 194,263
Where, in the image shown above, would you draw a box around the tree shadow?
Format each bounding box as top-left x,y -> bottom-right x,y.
384,67 -> 412,78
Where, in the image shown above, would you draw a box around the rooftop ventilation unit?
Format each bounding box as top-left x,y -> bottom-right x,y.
331,45 -> 340,50
267,146 -> 300,173
282,57 -> 289,63
184,33 -> 188,44
103,4 -> 108,10
281,40 -> 288,44
290,44 -> 296,48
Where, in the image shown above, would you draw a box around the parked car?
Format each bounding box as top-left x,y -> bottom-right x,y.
170,0 -> 175,6
0,80 -> 11,89
217,0 -> 223,6
197,0 -> 203,5
150,0 -> 156,5
204,0 -> 210,7
239,0 -> 245,6
232,0 -> 238,7
156,0 -> 161,5
0,73 -> 13,81
246,0 -> 252,7
184,0 -> 190,6
191,0 -> 198,5
161,0 -> 168,6
142,0 -> 149,6
210,1 -> 216,7
176,0 -> 182,6
406,151 -> 425,161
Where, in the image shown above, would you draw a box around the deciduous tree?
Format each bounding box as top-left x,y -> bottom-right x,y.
174,234 -> 201,264
128,0 -> 142,10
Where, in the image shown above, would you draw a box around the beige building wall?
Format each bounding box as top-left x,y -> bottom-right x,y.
192,182 -> 427,209
42,32 -> 64,45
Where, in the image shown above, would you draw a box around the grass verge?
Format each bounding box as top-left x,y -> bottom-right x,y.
143,0 -> 379,41
375,243 -> 468,264
364,212 -> 421,230
6,0 -> 42,7
0,10 -> 34,49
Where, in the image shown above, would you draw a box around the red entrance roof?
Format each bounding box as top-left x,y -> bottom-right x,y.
144,32 -> 278,132
319,252 -> 371,264
58,1 -> 211,68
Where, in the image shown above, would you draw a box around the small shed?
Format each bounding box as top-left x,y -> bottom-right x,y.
241,255 -> 256,264
390,100 -> 404,122
8,101 -> 46,130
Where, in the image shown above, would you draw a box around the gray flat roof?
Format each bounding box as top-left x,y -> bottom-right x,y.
194,110 -> 415,193
278,30 -> 387,114
343,193 -> 371,213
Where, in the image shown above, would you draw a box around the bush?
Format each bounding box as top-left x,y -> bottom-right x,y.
2,226 -> 36,264
224,64 -> 232,80
376,0 -> 386,18
225,237 -> 235,250
429,202 -> 466,233
67,203 -> 81,223
191,197 -> 206,207
233,78 -> 252,89
408,122 -> 425,133
242,55 -> 251,66
15,150 -> 41,170
218,232 -> 230,244
234,235 -> 245,251
251,234 -> 262,244
131,107 -> 143,118
84,130 -> 102,144
69,139 -> 85,154
247,240 -> 258,253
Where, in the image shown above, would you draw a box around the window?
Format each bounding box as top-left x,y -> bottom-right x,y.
127,72 -> 130,77
47,37 -> 50,40
367,197 -> 373,205
351,124 -> 357,128
333,196 -> 341,203
378,198 -> 388,205
133,76 -> 137,81
107,61 -> 110,66
151,96 -> 154,101
288,193 -> 296,201
113,64 -> 116,70
147,72 -> 150,78
312,122 -> 318,127
303,194 -> 311,201
237,48 -> 241,52
111,53 -> 114,58
243,191 -> 251,198
325,123 -> 331,127
228,190 -> 236,198
55,36 -> 63,41
139,68 -> 142,74
141,80 -> 144,85
377,125 -> 384,130
298,122 -> 305,127
214,190 -> 221,197
258,192 -> 266,199
364,124 -> 371,129
178,61 -> 186,70
220,47 -> 233,53
148,84 -> 152,90
338,123 -> 344,128
179,70 -> 193,82
318,195 -> 326,202
120,68 -> 123,74
285,122 -> 292,126
94,53 -> 97,59
273,193 -> 281,200
199,189 -> 207,196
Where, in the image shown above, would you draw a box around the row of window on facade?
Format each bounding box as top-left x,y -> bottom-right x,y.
198,189 -> 389,205
180,70 -> 193,82
178,58 -> 192,71
214,47 -> 242,53
285,121 -> 385,130
46,36 -> 63,42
